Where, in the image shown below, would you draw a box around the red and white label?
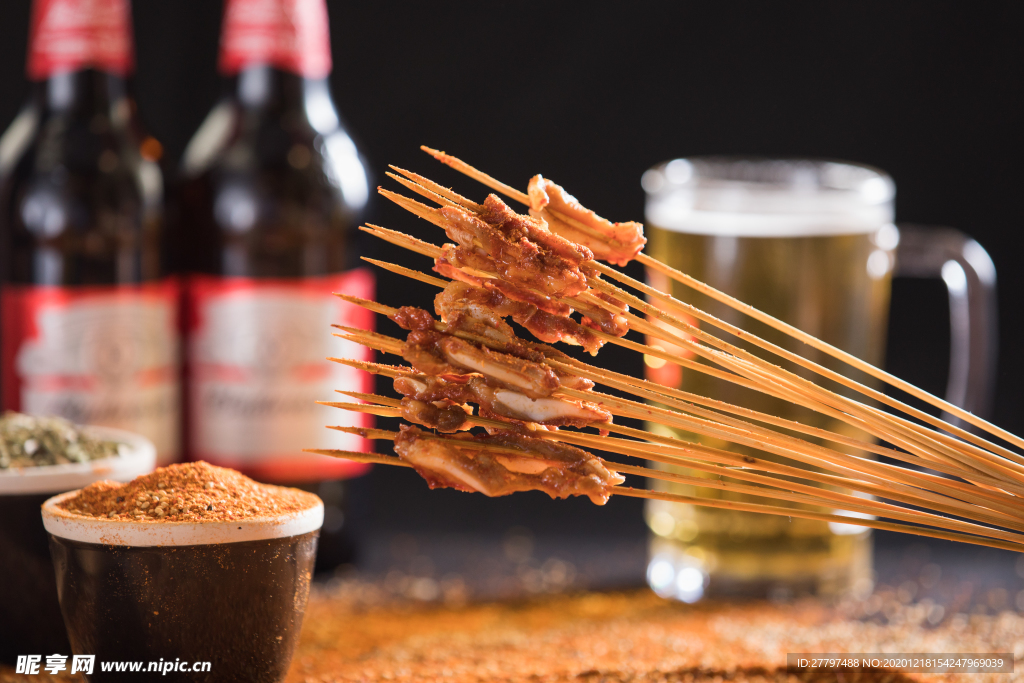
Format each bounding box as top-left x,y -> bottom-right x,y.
185,270 -> 374,482
219,0 -> 332,79
26,0 -> 134,80
1,280 -> 180,463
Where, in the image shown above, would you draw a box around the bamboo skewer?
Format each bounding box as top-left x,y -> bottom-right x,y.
370,176 -> 1020,482
331,418 -> 1024,543
584,297 -> 1007,479
588,265 -> 1024,471
600,420 -> 1024,515
356,225 -> 1020,495
618,487 -> 1024,554
311,405 -> 1024,552
332,386 -> 1024,530
561,379 -> 1020,519
324,322 -> 1023,530
560,386 -> 1024,527
639,252 -> 1024,450
541,356 -> 1000,486
327,356 -> 1024,518
308,150 -> 1024,554
333,255 -> 1024,507
576,260 -> 1024,484
566,363 -> 1024,502
417,145 -> 1022,451
421,146 -> 530,205
712,349 -> 1024,485
304,448 -> 413,469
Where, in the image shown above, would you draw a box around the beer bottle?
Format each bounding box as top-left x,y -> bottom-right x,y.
0,0 -> 177,463
175,0 -> 374,568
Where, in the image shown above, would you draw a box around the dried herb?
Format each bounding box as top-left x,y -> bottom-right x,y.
0,411 -> 123,469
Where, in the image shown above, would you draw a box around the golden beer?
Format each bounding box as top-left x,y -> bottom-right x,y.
641,158 -> 897,600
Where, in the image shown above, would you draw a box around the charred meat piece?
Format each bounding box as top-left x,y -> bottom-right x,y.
397,327 -> 464,377
391,305 -> 437,331
394,374 -> 474,433
435,195 -> 590,300
578,291 -> 630,338
470,380 -> 610,428
477,193 -> 593,266
435,281 -> 602,354
439,336 -> 559,399
390,308 -> 561,399
393,425 -> 625,505
528,175 -> 646,267
399,398 -> 473,433
435,243 -> 574,317
394,374 -> 611,430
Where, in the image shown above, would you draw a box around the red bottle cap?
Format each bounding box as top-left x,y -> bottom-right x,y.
219,0 -> 332,79
26,0 -> 135,80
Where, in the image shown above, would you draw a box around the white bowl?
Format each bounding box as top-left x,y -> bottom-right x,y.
0,426 -> 156,496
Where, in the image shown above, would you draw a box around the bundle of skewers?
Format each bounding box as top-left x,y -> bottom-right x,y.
307,147 -> 1024,553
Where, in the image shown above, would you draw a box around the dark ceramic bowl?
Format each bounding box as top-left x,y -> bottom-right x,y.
0,427 -> 155,664
42,490 -> 323,683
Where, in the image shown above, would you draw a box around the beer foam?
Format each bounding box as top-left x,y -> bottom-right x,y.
42,490 -> 323,547
645,202 -> 895,237
643,158 -> 895,237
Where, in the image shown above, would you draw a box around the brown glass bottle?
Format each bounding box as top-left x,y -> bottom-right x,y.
0,0 -> 169,664
0,0 -> 177,463
175,0 -> 374,571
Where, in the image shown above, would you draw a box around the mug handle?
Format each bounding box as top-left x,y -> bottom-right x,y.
893,224 -> 998,423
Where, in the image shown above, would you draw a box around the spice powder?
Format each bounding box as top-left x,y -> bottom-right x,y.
56,461 -> 319,522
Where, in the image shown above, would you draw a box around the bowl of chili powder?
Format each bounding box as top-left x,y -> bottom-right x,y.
42,461 -> 323,683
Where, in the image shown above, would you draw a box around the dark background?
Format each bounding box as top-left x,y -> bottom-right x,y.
1,2 -> 1022,559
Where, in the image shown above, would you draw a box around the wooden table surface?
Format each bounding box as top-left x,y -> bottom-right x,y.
3,588 -> 1021,682
284,589 -> 1022,682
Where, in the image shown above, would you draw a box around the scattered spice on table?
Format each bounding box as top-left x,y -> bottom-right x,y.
56,461 -> 320,522
1,588 -> 1021,682
0,411 -> 122,469
284,588 -> 1022,683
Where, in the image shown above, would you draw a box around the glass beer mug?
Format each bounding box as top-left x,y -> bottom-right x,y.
640,158 -> 997,601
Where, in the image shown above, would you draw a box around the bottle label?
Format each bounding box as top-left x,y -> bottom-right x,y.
219,0 -> 332,79
1,279 -> 181,463
26,0 -> 135,80
185,269 -> 374,482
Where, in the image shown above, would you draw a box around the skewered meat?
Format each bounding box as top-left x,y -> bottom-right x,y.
435,196 -> 590,300
391,302 -> 537,362
433,279 -> 521,347
435,281 -> 602,354
399,328 -> 464,377
390,304 -> 595,391
390,307 -> 560,398
391,306 -> 436,332
440,336 -> 558,398
473,382 -> 610,427
528,175 -> 646,267
477,193 -> 593,265
400,398 -> 474,433
577,291 -> 630,337
394,374 -> 611,430
434,243 -> 491,287
393,425 -> 625,505
436,243 -> 574,317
